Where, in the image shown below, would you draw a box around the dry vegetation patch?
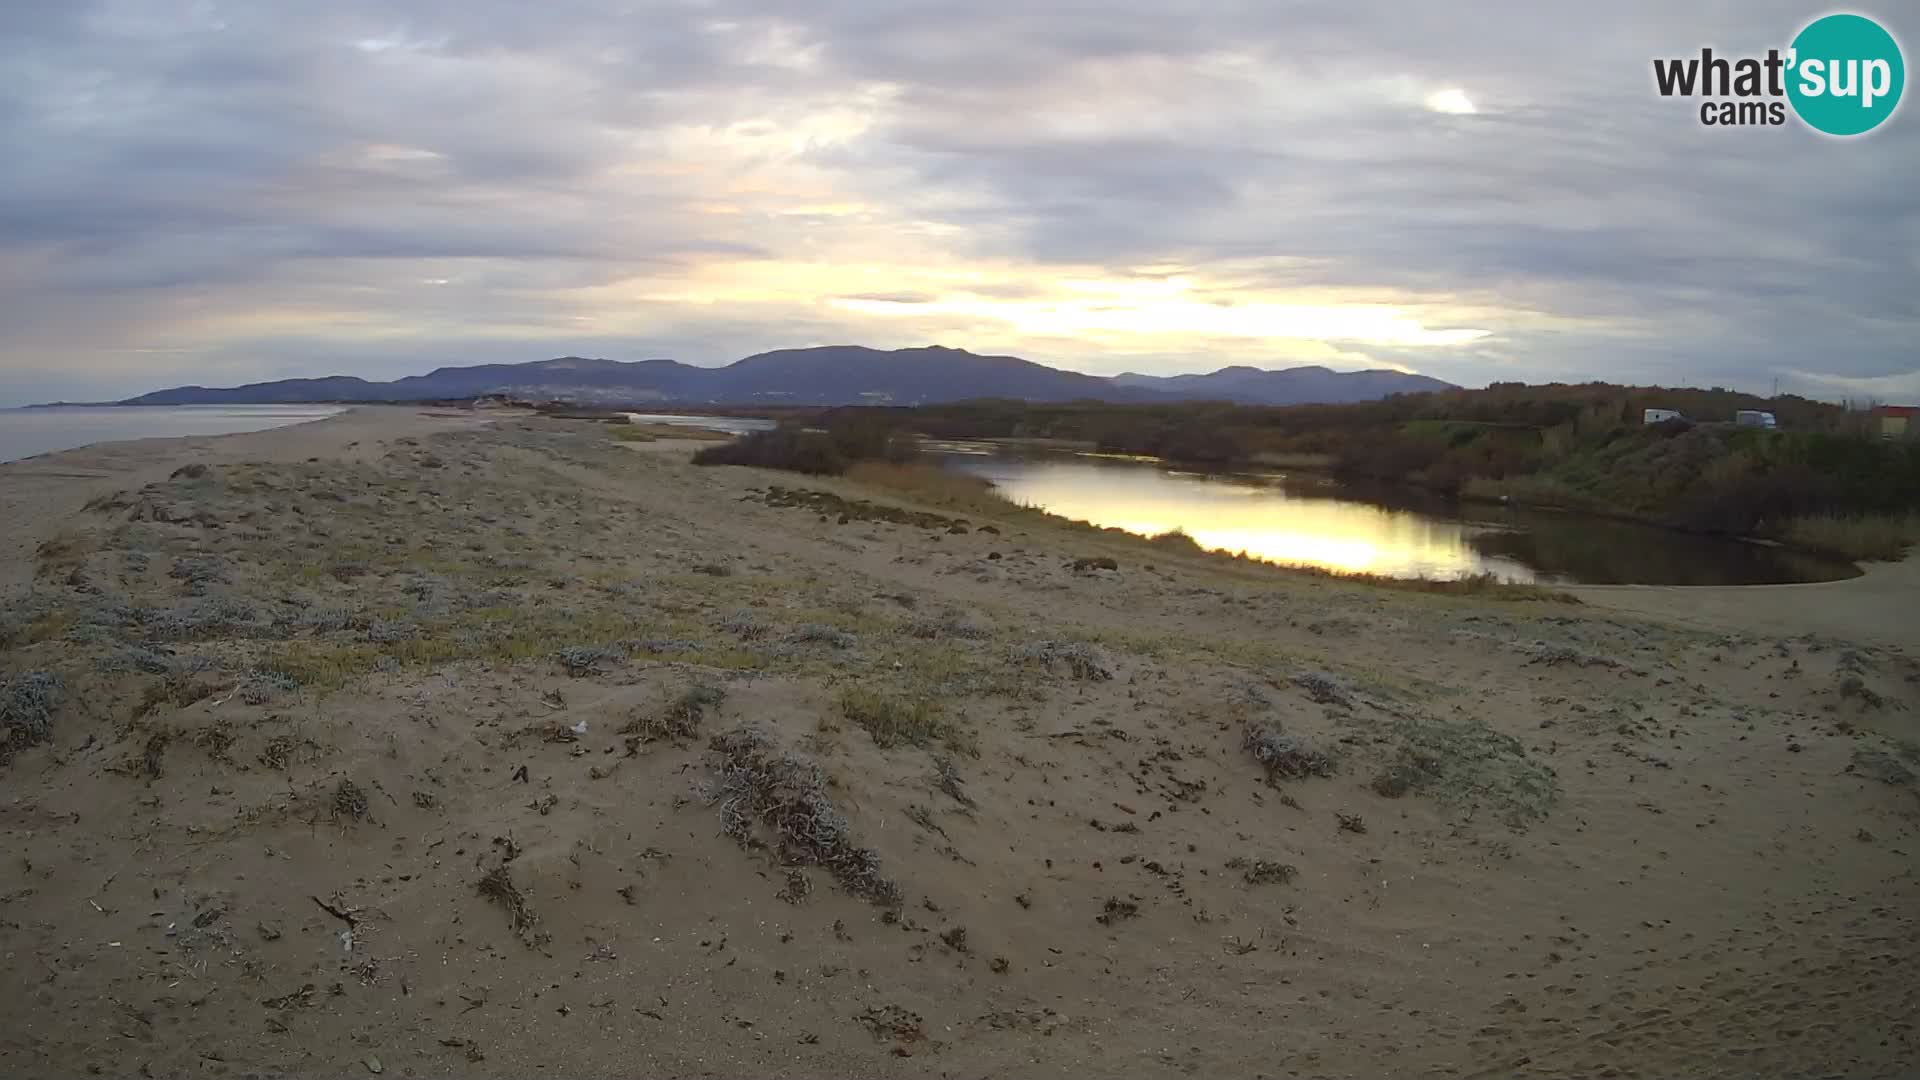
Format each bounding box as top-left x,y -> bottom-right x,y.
836,686 -> 972,755
0,671 -> 59,762
706,725 -> 901,905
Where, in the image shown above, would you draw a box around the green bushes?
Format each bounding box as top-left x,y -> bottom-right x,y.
1363,419 -> 1919,543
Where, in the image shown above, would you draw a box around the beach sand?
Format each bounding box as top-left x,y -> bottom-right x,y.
1,408 -> 1914,1078
1574,558 -> 1920,650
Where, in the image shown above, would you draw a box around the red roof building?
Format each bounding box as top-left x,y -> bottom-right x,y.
1874,404 -> 1918,439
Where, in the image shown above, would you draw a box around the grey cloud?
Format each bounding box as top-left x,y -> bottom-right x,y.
0,0 -> 1914,403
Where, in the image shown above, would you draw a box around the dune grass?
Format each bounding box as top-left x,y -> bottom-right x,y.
844,461 -> 1005,514
836,686 -> 975,755
1779,512 -> 1920,563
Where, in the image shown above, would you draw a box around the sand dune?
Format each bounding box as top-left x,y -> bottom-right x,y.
1,410 -> 1914,1077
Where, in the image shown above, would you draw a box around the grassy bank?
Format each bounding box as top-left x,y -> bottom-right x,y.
804,390 -> 1919,559
715,448 -> 1579,602
608,422 -> 733,443
691,387 -> 1919,573
1778,512 -> 1920,562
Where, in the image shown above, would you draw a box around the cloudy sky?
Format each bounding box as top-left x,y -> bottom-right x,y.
1,0 -> 1914,405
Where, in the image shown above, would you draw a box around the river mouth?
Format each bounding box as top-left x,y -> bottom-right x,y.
933,446 -> 1861,587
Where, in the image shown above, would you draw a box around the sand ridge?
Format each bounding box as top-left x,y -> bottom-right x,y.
1,412 -> 1914,1078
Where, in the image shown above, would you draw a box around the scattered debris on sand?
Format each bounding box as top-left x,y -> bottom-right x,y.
477,865 -> 545,947
0,413 -> 1913,1078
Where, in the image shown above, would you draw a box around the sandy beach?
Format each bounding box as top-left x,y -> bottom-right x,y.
1574,558 -> 1920,650
2,408 -> 1914,1078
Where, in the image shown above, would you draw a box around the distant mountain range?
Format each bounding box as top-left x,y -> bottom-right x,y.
107,346 -> 1455,408
1112,364 -> 1455,405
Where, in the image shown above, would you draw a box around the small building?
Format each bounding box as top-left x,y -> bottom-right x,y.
1734,409 -> 1778,429
1643,408 -> 1684,424
1876,405 -> 1918,440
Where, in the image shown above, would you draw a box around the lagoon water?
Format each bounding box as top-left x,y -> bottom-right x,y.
938,448 -> 1858,586
0,405 -> 346,465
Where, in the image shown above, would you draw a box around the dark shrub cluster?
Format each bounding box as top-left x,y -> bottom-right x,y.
693,415 -> 917,476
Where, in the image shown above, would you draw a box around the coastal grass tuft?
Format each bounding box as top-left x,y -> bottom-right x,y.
1008,639 -> 1114,681
1780,512 -> 1920,563
258,643 -> 383,692
836,686 -> 973,755
134,673 -> 221,718
624,683 -> 727,745
844,462 -> 1004,514
1383,715 -> 1559,826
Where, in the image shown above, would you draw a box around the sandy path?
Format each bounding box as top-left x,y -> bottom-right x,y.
1574,557 -> 1917,647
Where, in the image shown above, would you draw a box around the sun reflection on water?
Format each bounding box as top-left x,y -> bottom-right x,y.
955,456 -> 1529,581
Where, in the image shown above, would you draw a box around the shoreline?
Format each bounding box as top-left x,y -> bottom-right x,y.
0,403 -> 352,467
13,405 -> 1892,571
948,440 -> 1887,569
919,446 -> 1870,590
1571,554 -> 1919,647
0,405 -> 514,593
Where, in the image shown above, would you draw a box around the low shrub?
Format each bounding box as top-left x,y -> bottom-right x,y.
1243,720 -> 1336,780
1007,640 -> 1113,681
1385,715 -> 1559,824
706,725 -> 899,904
0,671 -> 60,762
625,684 -> 726,745
693,430 -> 849,475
